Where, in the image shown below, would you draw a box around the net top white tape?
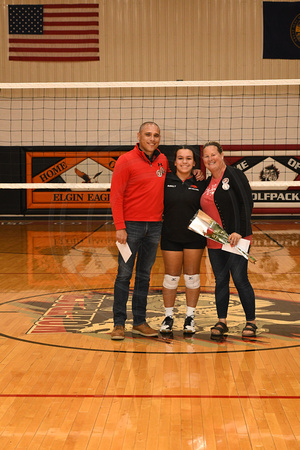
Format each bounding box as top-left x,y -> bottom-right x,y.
0,79 -> 300,90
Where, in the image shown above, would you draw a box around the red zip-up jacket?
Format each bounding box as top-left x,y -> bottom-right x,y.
110,144 -> 169,230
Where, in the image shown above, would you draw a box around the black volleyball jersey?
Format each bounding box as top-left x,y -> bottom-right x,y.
162,171 -> 207,243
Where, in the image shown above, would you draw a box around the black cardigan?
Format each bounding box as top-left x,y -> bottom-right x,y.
206,166 -> 253,237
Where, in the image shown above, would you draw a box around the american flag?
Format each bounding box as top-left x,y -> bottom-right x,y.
8,3 -> 99,62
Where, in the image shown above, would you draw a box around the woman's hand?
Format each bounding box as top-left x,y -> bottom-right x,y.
193,169 -> 205,181
116,229 -> 127,244
228,232 -> 242,247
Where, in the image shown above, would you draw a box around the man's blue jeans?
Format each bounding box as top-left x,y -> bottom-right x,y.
113,221 -> 162,326
208,248 -> 255,321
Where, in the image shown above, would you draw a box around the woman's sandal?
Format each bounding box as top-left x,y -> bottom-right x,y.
211,321 -> 229,337
242,322 -> 257,337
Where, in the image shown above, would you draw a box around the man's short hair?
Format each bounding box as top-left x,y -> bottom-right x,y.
139,122 -> 160,134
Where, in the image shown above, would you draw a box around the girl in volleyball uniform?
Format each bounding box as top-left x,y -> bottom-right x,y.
161,173 -> 206,246
160,147 -> 206,334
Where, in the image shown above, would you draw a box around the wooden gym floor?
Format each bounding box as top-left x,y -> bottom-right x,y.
0,218 -> 299,449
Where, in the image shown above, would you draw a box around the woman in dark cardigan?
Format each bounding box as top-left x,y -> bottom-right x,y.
200,141 -> 257,338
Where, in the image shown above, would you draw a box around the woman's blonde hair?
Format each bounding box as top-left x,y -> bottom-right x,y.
202,141 -> 223,154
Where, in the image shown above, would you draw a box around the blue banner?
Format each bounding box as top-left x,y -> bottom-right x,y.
263,1 -> 300,59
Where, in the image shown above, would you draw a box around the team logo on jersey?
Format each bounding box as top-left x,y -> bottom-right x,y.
156,163 -> 165,177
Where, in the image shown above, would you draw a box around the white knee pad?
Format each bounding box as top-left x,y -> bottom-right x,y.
184,274 -> 200,289
163,274 -> 180,289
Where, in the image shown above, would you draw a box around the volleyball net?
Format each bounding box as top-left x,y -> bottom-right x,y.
0,79 -> 299,216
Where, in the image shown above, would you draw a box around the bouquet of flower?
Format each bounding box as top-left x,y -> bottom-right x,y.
188,209 -> 256,264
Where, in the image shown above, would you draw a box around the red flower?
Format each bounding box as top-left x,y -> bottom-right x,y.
206,228 -> 214,236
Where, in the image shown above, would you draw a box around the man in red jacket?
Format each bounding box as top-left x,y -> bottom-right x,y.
110,122 -> 169,340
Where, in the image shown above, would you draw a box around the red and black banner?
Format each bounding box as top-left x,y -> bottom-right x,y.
0,145 -> 299,216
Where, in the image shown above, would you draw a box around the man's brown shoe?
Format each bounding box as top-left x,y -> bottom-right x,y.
111,325 -> 125,340
132,323 -> 158,337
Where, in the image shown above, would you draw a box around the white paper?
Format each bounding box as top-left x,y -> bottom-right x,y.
116,241 -> 132,263
222,238 -> 250,259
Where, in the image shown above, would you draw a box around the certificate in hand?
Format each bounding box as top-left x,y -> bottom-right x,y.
116,241 -> 132,263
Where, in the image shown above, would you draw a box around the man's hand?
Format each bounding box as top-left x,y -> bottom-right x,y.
116,229 -> 127,244
193,169 -> 205,181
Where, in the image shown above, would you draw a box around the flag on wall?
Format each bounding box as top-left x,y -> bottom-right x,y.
263,1 -> 300,59
8,4 -> 99,62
